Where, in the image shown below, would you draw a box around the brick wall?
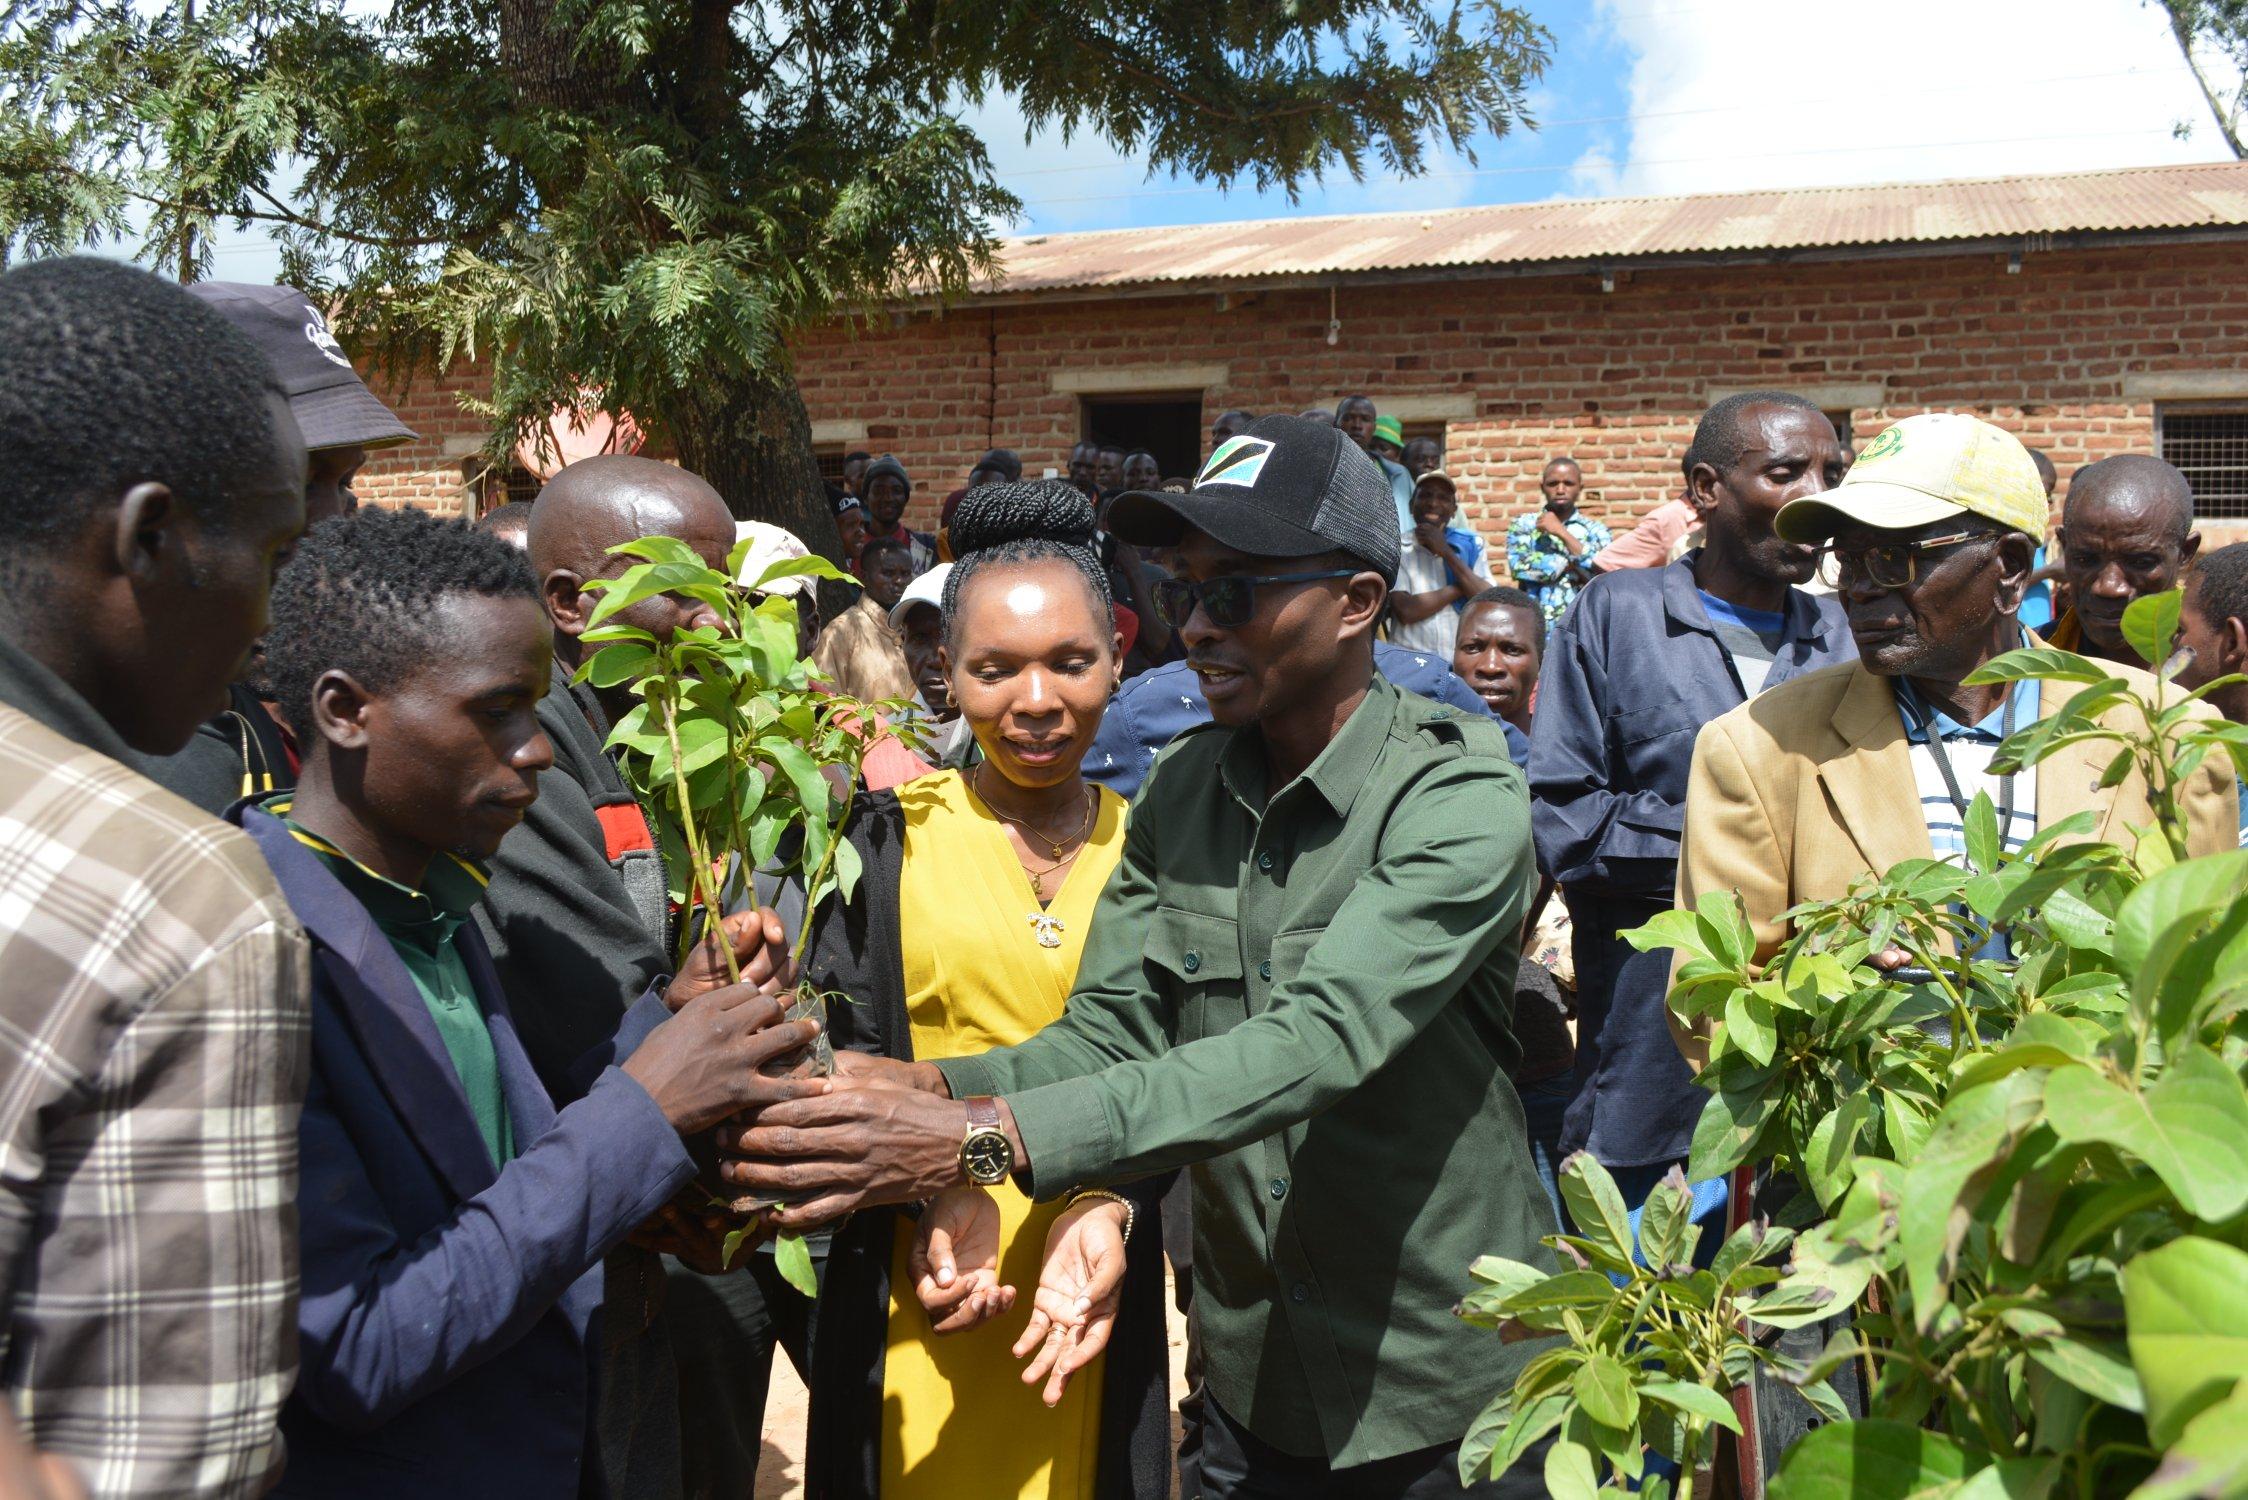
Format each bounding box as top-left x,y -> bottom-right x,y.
358,241 -> 2248,550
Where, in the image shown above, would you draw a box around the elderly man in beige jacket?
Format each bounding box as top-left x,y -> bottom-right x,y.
1673,414 -> 2237,1063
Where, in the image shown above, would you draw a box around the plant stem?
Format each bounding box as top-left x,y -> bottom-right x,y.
661,681 -> 740,985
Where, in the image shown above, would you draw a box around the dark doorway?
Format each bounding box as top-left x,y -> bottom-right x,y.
1082,394 -> 1205,481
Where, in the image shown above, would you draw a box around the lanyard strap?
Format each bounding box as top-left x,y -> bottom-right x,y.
1902,685 -> 2019,837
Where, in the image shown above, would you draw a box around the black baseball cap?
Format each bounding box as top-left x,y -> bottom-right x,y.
1106,413 -> 1401,583
186,282 -> 415,453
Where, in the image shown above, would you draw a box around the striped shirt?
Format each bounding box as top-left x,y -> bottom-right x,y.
0,644 -> 309,1499
1895,675 -> 2043,865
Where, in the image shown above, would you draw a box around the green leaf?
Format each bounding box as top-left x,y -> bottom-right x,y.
1950,1014 -> 2095,1090
1498,1270 -> 1622,1314
1723,985 -> 1778,1067
2023,1332 -> 2144,1412
609,534 -> 708,568
1458,1393 -> 1514,1485
2044,1049 -> 2248,1222
742,552 -> 848,594
2156,900 -> 2248,1045
2113,850 -> 2248,992
719,1225 -> 752,1270
831,832 -> 864,906
2124,1236 -> 2248,1446
1766,1420 -> 1977,1499
1572,1353 -> 1639,1430
1951,1456 -> 2065,1500
1897,1071 -> 2045,1327
1557,1154 -> 1637,1269
1803,1092 -> 1873,1209
1467,1391 -> 1569,1483
1964,647 -> 2119,686
1686,1078 -> 1781,1181
1468,1256 -> 1550,1299
1638,1377 -> 1742,1434
1636,1167 -> 1695,1271
584,559 -> 726,628
773,1230 -> 818,1297
2032,1175 -> 2171,1281
2123,588 -> 2184,669
2039,886 -> 2115,953
2127,1381 -> 2248,1500
1964,789 -> 2001,874
1623,908 -> 1717,960
765,738 -> 834,823
1695,888 -> 1753,970
1541,1439 -> 1600,1500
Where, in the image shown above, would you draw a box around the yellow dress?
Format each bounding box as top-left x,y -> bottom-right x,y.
879,769 -> 1129,1500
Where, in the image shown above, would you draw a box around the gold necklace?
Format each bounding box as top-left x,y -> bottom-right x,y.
974,766 -> 1095,860
973,768 -> 1096,948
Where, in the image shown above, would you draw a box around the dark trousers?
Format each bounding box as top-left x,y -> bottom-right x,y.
1162,1174 -> 1206,1499
1197,1399 -> 1551,1500
1515,1072 -> 1575,1232
664,1249 -> 822,1500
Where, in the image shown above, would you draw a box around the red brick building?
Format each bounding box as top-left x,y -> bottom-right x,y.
361,161 -> 2248,549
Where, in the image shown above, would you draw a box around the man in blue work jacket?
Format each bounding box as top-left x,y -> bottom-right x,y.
1527,391 -> 1855,1240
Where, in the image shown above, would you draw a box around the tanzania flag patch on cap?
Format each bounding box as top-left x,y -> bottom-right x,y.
1197,435 -> 1276,490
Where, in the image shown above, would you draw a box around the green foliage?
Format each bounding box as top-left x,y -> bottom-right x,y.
1456,1157 -> 1815,1491
587,534 -> 916,1284
582,533 -> 906,965
1463,591 -> 2248,1495
0,0 -> 1551,506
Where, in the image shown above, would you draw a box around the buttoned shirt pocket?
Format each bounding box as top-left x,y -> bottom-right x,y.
1263,926 -> 1327,1013
1145,906 -> 1243,1042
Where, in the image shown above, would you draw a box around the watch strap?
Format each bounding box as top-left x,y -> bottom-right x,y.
964,1096 -> 1001,1132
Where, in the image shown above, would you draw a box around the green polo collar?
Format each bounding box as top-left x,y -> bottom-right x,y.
259,793 -> 489,951
1219,672 -> 1397,817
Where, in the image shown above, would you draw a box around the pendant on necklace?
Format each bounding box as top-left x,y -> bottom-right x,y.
1028,912 -> 1066,949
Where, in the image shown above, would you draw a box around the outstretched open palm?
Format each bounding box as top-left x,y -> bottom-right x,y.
1012,1197 -> 1129,1406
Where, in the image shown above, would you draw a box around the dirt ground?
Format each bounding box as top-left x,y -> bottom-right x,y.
753,1273 -> 1193,1499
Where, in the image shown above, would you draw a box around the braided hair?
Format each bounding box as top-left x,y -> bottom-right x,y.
939,480 -> 1112,646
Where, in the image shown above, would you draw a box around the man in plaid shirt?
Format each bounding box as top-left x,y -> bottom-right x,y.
0,259 -> 312,1497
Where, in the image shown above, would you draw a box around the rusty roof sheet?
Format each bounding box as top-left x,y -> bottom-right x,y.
975,161 -> 2248,297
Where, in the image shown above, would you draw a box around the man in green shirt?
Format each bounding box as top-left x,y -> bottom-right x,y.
730,415 -> 1554,1496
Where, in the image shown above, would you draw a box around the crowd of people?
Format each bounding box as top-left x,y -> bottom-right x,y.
0,253 -> 2242,1500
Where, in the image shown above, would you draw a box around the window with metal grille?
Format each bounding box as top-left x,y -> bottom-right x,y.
2158,408 -> 2248,520
1826,410 -> 1856,453
814,447 -> 847,487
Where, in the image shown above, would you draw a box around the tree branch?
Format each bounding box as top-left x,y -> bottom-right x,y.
2164,2 -> 2247,158
124,184 -> 452,250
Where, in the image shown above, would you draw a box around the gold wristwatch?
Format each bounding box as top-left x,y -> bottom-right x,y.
959,1096 -> 1015,1187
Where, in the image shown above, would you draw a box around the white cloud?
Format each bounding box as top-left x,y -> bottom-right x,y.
1574,0 -> 2230,199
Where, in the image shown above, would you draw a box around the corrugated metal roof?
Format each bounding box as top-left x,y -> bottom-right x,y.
974,161 -> 2248,297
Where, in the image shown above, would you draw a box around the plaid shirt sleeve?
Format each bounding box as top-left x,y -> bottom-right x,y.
0,708 -> 309,1499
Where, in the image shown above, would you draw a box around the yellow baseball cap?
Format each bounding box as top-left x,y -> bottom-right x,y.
1774,413 -> 2046,544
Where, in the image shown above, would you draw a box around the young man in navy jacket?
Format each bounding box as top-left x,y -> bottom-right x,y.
234,509 -> 818,1498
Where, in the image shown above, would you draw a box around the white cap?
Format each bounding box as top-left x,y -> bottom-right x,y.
890,561 -> 951,629
735,520 -> 813,597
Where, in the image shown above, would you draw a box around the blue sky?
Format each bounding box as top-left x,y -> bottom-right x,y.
202,0 -> 2237,277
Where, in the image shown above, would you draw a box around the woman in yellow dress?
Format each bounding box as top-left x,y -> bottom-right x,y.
800,482 -> 1173,1499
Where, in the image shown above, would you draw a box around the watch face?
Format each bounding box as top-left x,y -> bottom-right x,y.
962,1129 -> 1014,1185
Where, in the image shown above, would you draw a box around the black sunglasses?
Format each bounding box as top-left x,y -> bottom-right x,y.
1150,569 -> 1359,630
